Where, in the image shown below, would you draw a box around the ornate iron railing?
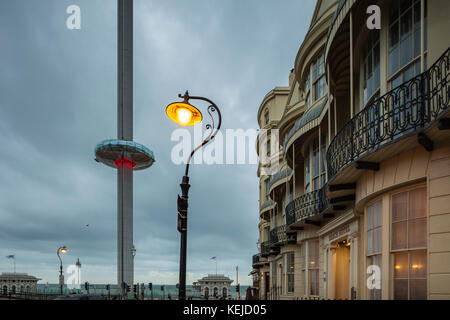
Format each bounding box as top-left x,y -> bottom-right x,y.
261,241 -> 270,256
327,47 -> 450,180
269,225 -> 297,246
252,254 -> 260,266
285,184 -> 329,227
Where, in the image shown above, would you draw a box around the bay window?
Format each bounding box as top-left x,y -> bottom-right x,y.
308,239 -> 319,296
305,69 -> 311,108
304,135 -> 327,193
287,253 -> 295,293
367,200 -> 382,300
363,30 -> 380,105
313,53 -> 325,101
389,0 -> 427,84
391,187 -> 427,300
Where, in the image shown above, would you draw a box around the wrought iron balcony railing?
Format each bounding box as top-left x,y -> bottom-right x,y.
286,184 -> 329,227
261,241 -> 270,257
327,47 -> 449,181
269,225 -> 297,246
252,254 -> 260,266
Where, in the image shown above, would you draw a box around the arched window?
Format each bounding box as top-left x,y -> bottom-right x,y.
222,287 -> 227,298
3,285 -> 7,295
11,285 -> 16,294
204,287 -> 209,298
213,287 -> 218,297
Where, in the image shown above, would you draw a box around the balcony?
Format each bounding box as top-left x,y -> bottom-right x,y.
327,47 -> 450,183
261,241 -> 270,257
269,225 -> 297,248
286,184 -> 330,228
266,167 -> 292,196
252,254 -> 261,268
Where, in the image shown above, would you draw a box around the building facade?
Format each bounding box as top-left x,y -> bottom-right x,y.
196,274 -> 233,299
252,0 -> 450,300
0,273 -> 40,294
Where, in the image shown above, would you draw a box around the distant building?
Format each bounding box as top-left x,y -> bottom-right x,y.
0,273 -> 41,294
196,274 -> 233,299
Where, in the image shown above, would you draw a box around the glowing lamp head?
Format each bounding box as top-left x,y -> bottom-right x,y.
166,102 -> 202,127
60,246 -> 68,254
177,108 -> 192,125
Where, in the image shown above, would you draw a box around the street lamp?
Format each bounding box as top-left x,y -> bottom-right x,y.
131,245 -> 136,288
57,246 -> 68,295
166,90 -> 222,300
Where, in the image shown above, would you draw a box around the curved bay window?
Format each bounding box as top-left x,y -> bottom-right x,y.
308,239 -> 319,296
313,53 -> 326,101
301,240 -> 320,297
363,30 -> 380,105
304,135 -> 327,192
367,200 -> 382,300
391,187 -> 427,300
304,51 -> 325,108
305,69 -> 311,108
287,253 -> 295,293
389,0 -> 427,86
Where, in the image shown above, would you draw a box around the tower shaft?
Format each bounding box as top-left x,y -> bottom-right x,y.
117,0 -> 133,286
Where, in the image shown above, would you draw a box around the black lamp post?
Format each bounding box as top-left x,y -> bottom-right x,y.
166,91 -> 222,300
57,246 -> 67,295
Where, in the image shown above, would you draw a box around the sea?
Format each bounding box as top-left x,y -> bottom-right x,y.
36,284 -> 249,300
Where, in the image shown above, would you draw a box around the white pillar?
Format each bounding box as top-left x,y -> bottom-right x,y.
117,0 -> 134,288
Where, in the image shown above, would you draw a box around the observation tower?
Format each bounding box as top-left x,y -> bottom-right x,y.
95,0 -> 154,287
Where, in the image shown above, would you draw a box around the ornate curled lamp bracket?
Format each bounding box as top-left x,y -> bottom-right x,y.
179,91 -> 222,177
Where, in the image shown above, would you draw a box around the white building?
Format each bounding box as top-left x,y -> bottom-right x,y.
196,274 -> 233,299
0,273 -> 40,294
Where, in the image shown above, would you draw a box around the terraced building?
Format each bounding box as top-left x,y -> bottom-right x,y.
252,0 -> 449,300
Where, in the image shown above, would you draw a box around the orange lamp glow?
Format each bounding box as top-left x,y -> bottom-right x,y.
166,102 -> 202,127
395,265 -> 401,270
60,247 -> 68,253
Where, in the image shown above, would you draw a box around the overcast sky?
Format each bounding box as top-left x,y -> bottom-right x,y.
0,0 -> 315,285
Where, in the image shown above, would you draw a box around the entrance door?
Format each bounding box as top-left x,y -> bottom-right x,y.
264,272 -> 269,300
335,241 -> 350,299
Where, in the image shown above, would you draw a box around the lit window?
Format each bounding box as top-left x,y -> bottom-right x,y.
392,187 -> 427,300
367,200 -> 382,300
287,253 -> 295,293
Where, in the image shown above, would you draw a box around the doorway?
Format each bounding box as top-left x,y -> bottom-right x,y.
334,240 -> 350,299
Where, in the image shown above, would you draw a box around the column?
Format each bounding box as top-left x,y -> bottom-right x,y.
349,232 -> 359,299
117,0 -> 134,287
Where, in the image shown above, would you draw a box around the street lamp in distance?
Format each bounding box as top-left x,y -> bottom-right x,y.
57,246 -> 68,295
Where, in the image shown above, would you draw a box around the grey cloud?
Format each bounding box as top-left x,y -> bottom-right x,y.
0,0 -> 315,285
